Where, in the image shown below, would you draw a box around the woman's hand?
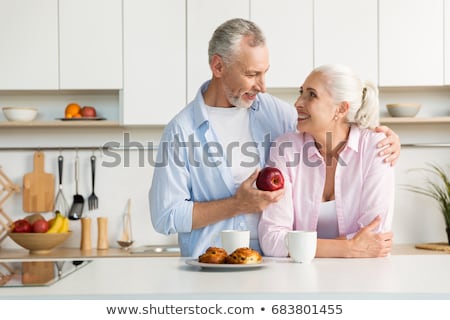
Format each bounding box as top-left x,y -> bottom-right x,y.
349,216 -> 393,257
375,125 -> 401,166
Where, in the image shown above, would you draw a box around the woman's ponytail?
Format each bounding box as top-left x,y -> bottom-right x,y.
354,81 -> 379,129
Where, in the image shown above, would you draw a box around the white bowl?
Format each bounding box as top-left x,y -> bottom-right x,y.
2,107 -> 38,122
386,103 -> 421,117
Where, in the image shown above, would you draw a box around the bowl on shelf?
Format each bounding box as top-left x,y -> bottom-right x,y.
7,231 -> 72,254
386,103 -> 421,117
2,107 -> 38,122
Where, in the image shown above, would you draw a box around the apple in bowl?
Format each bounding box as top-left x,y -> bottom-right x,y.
256,167 -> 284,191
32,219 -> 49,233
10,219 -> 32,233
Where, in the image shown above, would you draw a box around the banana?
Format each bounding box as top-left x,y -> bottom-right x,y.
46,213 -> 64,233
59,216 -> 70,233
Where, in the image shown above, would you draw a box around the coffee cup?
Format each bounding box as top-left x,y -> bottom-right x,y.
285,230 -> 317,263
219,230 -> 250,254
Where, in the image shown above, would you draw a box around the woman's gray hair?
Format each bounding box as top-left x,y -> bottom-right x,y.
314,64 -> 379,129
208,18 -> 266,66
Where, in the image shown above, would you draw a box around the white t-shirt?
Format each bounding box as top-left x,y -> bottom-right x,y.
206,106 -> 259,182
206,106 -> 260,239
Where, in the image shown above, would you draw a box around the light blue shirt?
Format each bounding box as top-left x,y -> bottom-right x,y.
149,81 -> 297,257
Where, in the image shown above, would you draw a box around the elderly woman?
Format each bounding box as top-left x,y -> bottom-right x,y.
258,64 -> 394,258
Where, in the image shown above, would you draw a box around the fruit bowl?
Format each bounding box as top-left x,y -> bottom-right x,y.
7,231 -> 72,254
2,107 -> 38,122
386,103 -> 421,117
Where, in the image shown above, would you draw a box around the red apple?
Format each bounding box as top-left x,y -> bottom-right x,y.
256,167 -> 284,191
32,219 -> 49,233
81,106 -> 97,117
11,219 -> 32,233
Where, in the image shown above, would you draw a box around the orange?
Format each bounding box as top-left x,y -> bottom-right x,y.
65,103 -> 81,117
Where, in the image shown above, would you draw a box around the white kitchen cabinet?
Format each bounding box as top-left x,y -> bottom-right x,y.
379,0 -> 444,86
314,0 -> 378,84
0,0 -> 59,90
251,0 -> 313,88
121,0 -> 186,125
445,0 -> 450,85
187,0 -> 250,101
59,0 -> 122,90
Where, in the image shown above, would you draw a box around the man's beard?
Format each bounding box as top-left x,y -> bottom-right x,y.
224,86 -> 253,109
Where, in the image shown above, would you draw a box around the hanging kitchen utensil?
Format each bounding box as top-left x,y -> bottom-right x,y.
117,198 -> 133,249
23,151 -> 55,213
68,154 -> 84,220
54,155 -> 69,216
88,155 -> 98,210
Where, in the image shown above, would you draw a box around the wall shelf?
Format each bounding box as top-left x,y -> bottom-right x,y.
380,117 -> 450,124
2,118 -> 448,127
0,120 -> 120,128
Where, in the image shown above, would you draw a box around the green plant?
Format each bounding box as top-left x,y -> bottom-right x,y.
404,163 -> 450,228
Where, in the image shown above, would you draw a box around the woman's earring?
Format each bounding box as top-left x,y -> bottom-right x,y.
334,115 -> 338,120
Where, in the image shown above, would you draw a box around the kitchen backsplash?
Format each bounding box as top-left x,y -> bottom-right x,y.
0,127 -> 178,250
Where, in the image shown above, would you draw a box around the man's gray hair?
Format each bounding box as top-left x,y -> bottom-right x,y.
208,18 -> 266,66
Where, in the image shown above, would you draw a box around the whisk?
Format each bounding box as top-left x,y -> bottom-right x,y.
54,155 -> 69,216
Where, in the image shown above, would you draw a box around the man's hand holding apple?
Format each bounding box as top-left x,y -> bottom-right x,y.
233,168 -> 285,214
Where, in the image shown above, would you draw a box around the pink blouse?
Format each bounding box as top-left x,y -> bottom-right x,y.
258,126 -> 395,257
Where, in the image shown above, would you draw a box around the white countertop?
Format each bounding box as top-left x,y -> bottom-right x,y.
1,245 -> 449,299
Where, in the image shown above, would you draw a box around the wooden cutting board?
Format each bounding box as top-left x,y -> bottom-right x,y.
415,243 -> 450,252
22,261 -> 55,284
23,151 -> 55,213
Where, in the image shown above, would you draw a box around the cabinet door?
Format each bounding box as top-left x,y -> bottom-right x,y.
445,0 -> 450,85
251,0 -> 313,88
0,0 -> 58,90
187,0 -> 250,101
59,0 -> 122,89
379,0 -> 444,86
314,0 -> 378,84
122,0 -> 185,125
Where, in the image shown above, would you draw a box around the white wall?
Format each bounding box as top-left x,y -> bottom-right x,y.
0,126 -> 178,250
1,90 -> 449,251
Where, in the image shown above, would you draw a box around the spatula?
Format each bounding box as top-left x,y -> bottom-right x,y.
68,155 -> 84,220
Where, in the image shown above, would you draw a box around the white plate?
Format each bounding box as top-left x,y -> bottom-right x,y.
56,117 -> 106,121
185,259 -> 267,270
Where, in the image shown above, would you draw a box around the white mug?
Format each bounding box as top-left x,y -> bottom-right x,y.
285,230 -> 317,263
219,230 -> 250,254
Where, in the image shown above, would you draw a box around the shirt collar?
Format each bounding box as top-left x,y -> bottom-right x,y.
192,81 -> 211,130
305,125 -> 360,160
192,80 -> 261,130
346,125 -> 360,152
